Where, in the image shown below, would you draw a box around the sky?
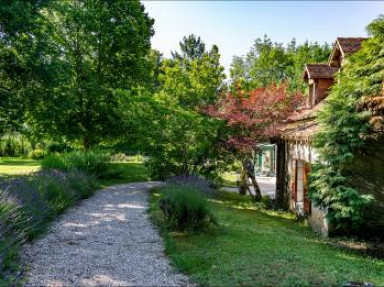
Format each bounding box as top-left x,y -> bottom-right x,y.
142,1 -> 384,75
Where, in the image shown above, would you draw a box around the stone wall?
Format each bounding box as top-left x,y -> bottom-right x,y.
285,140 -> 329,236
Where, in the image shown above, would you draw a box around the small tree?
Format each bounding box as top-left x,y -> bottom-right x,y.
208,84 -> 305,200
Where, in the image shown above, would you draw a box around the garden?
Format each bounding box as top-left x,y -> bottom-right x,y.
148,177 -> 384,287
0,150 -> 153,285
1,1 -> 384,286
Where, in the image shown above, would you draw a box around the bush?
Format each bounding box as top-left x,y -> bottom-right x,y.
166,174 -> 215,197
66,170 -> 99,199
0,192 -> 25,275
261,196 -> 276,210
157,184 -> 217,232
0,169 -> 99,280
33,170 -> 76,214
42,150 -> 116,178
29,148 -> 45,160
47,142 -> 72,154
0,176 -> 52,240
2,138 -> 20,157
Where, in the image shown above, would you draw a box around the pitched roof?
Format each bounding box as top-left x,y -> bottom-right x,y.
336,37 -> 367,55
280,101 -> 327,142
281,120 -> 319,142
303,64 -> 338,80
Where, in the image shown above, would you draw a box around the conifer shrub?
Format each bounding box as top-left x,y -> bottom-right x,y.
309,16 -> 384,234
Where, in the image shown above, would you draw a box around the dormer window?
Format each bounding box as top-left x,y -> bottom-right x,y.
303,64 -> 338,108
329,37 -> 366,68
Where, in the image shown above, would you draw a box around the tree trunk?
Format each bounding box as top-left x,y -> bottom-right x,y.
238,168 -> 248,195
21,134 -> 24,156
239,158 -> 262,201
83,136 -> 90,151
249,174 -> 262,201
275,139 -> 288,210
182,143 -> 189,176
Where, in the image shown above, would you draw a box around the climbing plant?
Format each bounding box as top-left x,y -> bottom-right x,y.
309,15 -> 384,232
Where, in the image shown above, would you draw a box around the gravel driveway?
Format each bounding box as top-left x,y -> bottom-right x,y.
221,176 -> 276,198
22,182 -> 191,287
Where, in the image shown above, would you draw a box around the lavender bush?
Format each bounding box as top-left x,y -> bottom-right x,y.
0,169 -> 99,282
166,174 -> 215,197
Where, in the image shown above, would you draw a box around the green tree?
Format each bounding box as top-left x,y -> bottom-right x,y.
286,40 -> 331,92
0,0 -> 51,148
229,35 -> 330,92
161,38 -> 225,109
171,34 -> 206,61
147,35 -> 228,179
28,0 -> 154,149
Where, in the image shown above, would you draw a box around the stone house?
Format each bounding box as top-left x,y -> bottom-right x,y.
275,38 -> 368,236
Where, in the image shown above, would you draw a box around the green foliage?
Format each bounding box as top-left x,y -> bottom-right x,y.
309,164 -> 373,232
230,35 -> 331,92
155,184 -> 217,232
0,0 -> 155,149
152,190 -> 384,287
145,97 -> 230,179
309,16 -> 384,232
41,150 -> 117,179
144,35 -> 230,179
29,148 -> 44,160
172,34 -> 206,61
32,0 -> 154,148
34,172 -> 76,214
0,169 -> 98,280
98,162 -> 151,187
47,142 -> 72,154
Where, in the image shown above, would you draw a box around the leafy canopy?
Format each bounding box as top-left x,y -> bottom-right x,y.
230,35 -> 331,92
145,35 -> 228,179
208,84 -> 305,153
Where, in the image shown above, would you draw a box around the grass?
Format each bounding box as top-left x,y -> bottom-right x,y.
220,171 -> 238,187
0,155 -> 151,186
98,162 -> 151,187
150,191 -> 384,287
0,157 -> 41,175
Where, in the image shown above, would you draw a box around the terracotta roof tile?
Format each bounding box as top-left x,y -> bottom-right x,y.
304,64 -> 339,80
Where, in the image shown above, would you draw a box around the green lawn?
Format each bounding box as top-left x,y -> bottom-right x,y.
220,171 -> 238,187
0,157 -> 41,175
0,156 -> 151,186
99,162 -> 151,187
153,191 -> 384,287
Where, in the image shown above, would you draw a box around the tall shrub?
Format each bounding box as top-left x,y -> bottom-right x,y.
309,16 -> 384,232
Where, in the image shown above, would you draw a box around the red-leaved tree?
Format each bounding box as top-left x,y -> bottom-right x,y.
207,83 -> 305,200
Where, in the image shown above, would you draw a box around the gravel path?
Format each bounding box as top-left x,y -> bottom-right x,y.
22,182 -> 191,287
221,176 -> 276,198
